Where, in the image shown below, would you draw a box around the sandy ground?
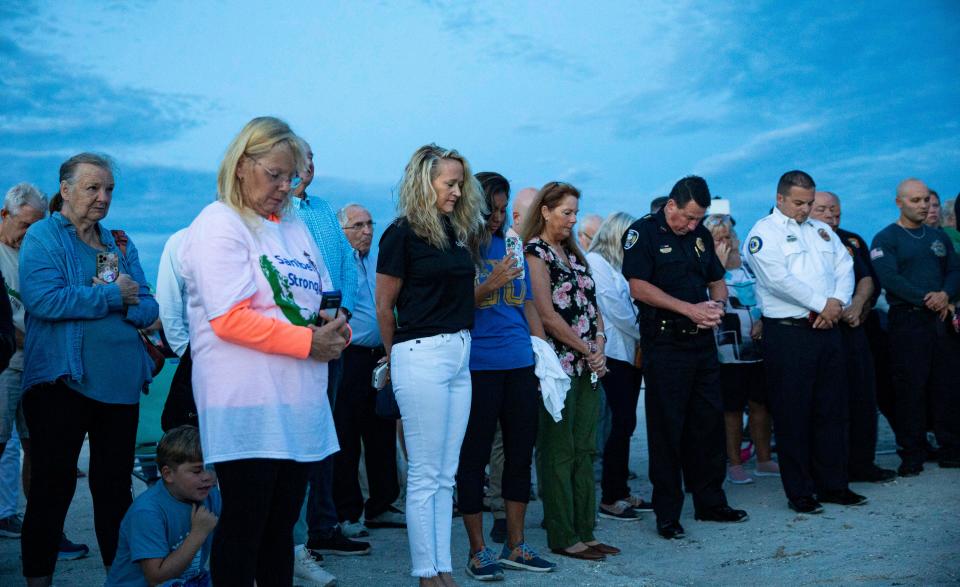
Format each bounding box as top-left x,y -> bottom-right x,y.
1,407 -> 958,586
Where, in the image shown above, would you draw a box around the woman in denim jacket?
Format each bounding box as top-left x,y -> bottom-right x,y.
18,153 -> 158,586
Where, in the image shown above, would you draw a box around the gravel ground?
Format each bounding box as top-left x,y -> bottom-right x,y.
1,406 -> 957,586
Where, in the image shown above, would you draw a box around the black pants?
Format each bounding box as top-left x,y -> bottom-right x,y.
212,458 -> 310,586
457,366 -> 539,514
305,359 -> 341,539
840,323 -> 880,474
332,345 -> 399,522
865,310 -> 897,428
888,307 -> 960,466
599,357 -> 643,504
643,332 -> 727,524
763,319 -> 848,501
161,344 -> 197,431
21,381 -> 138,577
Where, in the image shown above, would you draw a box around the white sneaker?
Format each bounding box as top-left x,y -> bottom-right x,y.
340,520 -> 370,537
294,544 -> 337,586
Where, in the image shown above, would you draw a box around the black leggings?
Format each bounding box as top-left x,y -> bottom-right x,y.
457,366 -> 539,515
600,358 -> 643,504
21,381 -> 138,577
212,458 -> 310,586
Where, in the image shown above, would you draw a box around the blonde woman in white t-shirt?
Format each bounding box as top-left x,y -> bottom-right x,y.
585,212 -> 652,521
179,117 -> 349,587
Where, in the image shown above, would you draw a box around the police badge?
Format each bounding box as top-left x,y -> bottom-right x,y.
624,229 -> 639,250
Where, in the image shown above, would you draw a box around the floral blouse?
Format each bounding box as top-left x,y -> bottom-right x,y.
525,237 -> 600,376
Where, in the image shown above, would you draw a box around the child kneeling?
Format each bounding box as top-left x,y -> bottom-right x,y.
106,425 -> 220,587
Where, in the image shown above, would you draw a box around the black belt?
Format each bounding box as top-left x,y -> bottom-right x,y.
345,344 -> 385,357
656,319 -> 704,336
889,305 -> 926,314
765,317 -> 811,328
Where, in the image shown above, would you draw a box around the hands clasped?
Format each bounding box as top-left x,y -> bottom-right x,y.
92,273 -> 140,305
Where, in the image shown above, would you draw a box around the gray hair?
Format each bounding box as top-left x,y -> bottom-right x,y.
337,202 -> 367,227
59,152 -> 115,185
4,183 -> 48,217
587,211 -> 636,270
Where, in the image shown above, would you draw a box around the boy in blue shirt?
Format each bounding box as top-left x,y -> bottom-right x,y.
106,425 -> 220,586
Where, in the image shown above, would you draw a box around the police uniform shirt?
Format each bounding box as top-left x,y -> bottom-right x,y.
870,223 -> 960,308
620,210 -> 725,326
743,207 -> 854,319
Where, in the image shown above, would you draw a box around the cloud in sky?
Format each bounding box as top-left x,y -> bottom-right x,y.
2,0 -> 959,277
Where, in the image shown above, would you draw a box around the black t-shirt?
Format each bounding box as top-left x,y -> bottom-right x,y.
837,227 -> 880,305
621,210 -> 725,328
377,217 -> 475,344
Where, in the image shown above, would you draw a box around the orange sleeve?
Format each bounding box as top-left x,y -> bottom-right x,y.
209,298 -> 312,359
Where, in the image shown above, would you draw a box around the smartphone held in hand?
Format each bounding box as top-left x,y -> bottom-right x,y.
96,252 -> 119,283
316,290 -> 342,325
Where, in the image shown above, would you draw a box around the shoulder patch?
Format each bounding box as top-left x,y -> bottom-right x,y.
623,229 -> 640,250
747,236 -> 762,254
931,239 -> 947,257
817,228 -> 831,242
847,237 -> 860,249
870,248 -> 884,260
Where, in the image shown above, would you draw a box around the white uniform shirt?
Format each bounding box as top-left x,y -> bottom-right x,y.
156,228 -> 189,357
744,208 -> 854,319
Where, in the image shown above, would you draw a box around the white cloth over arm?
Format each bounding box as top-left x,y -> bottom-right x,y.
531,336 -> 570,423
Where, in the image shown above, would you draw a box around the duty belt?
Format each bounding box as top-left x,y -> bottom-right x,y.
656,319 -> 702,336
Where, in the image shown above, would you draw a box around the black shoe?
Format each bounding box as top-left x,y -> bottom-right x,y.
939,459 -> 960,468
897,463 -> 923,477
694,505 -> 749,523
657,521 -> 686,540
817,488 -> 868,506
489,518 -> 507,544
788,497 -> 824,514
848,465 -> 897,483
924,440 -> 940,462
307,527 -> 371,556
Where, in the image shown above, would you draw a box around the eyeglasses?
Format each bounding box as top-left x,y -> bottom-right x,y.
343,220 -> 375,231
252,158 -> 302,189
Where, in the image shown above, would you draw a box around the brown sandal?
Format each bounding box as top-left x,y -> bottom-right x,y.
551,547 -> 606,561
586,542 -> 621,555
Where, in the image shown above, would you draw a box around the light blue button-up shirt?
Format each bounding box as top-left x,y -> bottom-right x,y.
291,194 -> 358,314
350,248 -> 382,348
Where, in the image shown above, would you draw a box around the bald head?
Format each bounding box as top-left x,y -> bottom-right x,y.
512,187 -> 537,229
578,214 -> 603,251
895,178 -> 930,228
811,191 -> 840,231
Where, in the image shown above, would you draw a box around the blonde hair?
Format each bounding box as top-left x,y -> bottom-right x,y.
519,181 -> 588,268
396,144 -> 486,255
217,116 -> 305,221
157,425 -> 203,469
587,212 -> 635,270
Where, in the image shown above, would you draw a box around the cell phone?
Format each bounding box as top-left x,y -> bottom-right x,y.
371,362 -> 389,389
96,252 -> 119,283
316,290 -> 342,325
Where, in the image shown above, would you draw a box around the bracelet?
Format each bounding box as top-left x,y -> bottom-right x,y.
343,322 -> 353,347
595,332 -> 607,341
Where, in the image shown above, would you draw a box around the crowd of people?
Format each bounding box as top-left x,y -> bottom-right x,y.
0,115 -> 957,586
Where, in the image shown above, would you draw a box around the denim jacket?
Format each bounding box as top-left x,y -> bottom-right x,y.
19,213 -> 159,392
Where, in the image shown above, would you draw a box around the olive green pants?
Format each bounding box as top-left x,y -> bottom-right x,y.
538,372 -> 600,550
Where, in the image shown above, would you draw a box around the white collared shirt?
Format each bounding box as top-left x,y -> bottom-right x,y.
156,228 -> 189,357
586,252 -> 640,363
744,208 -> 854,319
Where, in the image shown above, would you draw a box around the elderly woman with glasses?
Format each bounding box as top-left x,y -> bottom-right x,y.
18,153 -> 159,585
179,116 -> 349,585
703,214 -> 779,485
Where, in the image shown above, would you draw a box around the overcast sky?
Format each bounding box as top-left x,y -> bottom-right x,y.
2,1 -> 958,281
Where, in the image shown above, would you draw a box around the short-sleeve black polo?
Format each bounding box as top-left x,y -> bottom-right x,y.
621,210 -> 724,328
376,217 -> 475,344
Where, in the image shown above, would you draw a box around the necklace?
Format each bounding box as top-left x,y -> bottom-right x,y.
896,221 -> 926,240
540,236 -> 571,269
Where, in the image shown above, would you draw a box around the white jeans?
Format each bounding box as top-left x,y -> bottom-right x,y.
391,330 -> 472,578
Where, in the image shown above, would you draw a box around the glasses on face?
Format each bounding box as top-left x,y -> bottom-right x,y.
344,220 -> 375,232
252,158 -> 302,189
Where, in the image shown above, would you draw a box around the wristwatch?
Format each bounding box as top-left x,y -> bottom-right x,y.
595,332 -> 607,341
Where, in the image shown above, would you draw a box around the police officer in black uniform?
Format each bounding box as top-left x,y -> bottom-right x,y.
871,178 -> 960,475
622,175 -> 747,540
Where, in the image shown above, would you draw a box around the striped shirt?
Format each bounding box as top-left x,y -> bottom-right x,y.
291,194 -> 358,314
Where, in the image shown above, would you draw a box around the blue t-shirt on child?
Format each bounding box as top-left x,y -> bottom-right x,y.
105,481 -> 222,587
470,235 -> 535,371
